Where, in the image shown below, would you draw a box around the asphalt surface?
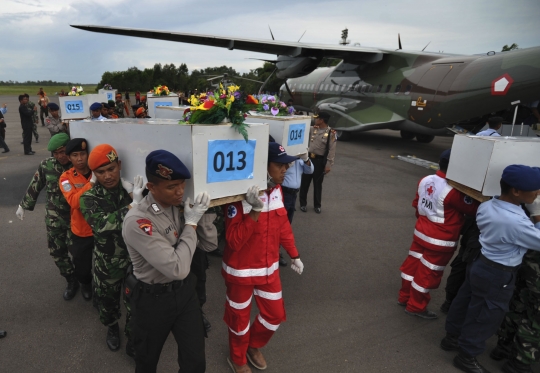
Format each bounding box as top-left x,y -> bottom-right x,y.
0,94 -> 535,373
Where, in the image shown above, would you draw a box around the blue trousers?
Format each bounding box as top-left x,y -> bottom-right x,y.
283,190 -> 297,224
445,256 -> 517,357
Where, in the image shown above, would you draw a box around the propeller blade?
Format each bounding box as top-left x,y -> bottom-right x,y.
247,57 -> 278,64
268,25 -> 275,40
297,30 -> 306,42
398,33 -> 402,50
207,75 -> 224,81
258,68 -> 277,95
422,41 -> 431,51
229,75 -> 265,84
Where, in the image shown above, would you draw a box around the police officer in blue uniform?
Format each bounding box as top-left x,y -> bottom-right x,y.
476,117 -> 503,136
440,165 -> 540,373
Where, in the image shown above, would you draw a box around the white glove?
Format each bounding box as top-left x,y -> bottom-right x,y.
291,258 -> 304,275
245,185 -> 264,212
526,196 -> 540,217
184,192 -> 210,226
121,177 -> 133,193
300,152 -> 309,162
132,175 -> 145,204
16,205 -> 25,220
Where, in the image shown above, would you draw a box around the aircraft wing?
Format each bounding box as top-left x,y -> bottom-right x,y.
70,25 -> 388,60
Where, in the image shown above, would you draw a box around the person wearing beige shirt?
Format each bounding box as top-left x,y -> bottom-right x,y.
122,149 -> 211,373
299,112 -> 337,214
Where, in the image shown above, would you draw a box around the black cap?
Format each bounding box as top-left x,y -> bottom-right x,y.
47,103 -> 59,110
314,112 -> 330,122
65,138 -> 88,155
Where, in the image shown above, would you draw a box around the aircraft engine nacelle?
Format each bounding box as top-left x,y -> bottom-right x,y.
275,55 -> 322,79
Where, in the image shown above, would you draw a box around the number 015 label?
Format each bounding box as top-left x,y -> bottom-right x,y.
64,100 -> 84,114
207,140 -> 256,183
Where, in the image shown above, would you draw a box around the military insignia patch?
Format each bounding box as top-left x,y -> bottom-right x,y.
464,196 -> 473,205
61,180 -> 72,192
137,218 -> 153,236
106,150 -> 118,162
156,164 -> 173,180
81,141 -> 87,150
227,205 -> 237,218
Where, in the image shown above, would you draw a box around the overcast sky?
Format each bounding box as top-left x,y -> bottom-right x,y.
1,0 -> 539,83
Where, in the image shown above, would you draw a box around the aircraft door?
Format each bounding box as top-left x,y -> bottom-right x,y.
408,64 -> 453,125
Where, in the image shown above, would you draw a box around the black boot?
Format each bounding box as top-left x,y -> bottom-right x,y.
502,359 -> 533,373
440,333 -> 459,351
80,283 -> 92,301
0,330 -> 6,338
63,279 -> 79,300
453,351 -> 490,373
106,323 -> 121,351
490,338 -> 512,361
125,339 -> 135,359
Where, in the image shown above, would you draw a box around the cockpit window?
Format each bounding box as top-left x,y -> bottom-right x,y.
395,85 -> 401,94
404,85 -> 412,95
360,85 -> 367,93
385,84 -> 392,93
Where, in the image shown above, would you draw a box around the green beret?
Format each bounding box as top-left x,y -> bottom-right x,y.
47,133 -> 70,151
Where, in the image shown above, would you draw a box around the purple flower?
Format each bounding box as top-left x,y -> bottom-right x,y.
280,101 -> 287,108
287,106 -> 295,114
262,98 -> 268,104
263,104 -> 269,111
220,94 -> 227,99
271,107 -> 279,116
233,91 -> 241,99
268,96 -> 276,102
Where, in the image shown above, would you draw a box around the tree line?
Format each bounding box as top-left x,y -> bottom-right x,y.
0,80 -> 86,86
96,62 -> 284,94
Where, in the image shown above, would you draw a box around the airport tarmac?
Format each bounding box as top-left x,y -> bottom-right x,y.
0,94 -> 532,373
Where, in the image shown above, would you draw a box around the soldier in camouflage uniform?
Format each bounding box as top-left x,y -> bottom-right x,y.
490,249 -> 540,373
16,133 -> 76,298
114,93 -> 126,118
80,144 -> 134,354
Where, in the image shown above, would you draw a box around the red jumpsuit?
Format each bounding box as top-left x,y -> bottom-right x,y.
222,185 -> 299,366
398,170 -> 478,313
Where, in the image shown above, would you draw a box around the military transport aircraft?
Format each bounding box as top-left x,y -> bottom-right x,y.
71,25 -> 540,143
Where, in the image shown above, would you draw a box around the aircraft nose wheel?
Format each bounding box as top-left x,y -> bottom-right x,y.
336,130 -> 352,141
400,130 -> 416,140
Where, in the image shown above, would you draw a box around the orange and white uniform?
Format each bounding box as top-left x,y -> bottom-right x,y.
59,169 -> 93,237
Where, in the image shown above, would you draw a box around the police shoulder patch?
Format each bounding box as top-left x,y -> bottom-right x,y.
227,205 -> 237,219
137,218 -> 153,236
151,203 -> 161,212
464,195 -> 473,205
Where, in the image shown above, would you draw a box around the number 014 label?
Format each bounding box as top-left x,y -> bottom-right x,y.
207,140 -> 256,183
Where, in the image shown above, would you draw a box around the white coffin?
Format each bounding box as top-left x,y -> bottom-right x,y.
59,96 -> 89,119
447,135 -> 540,197
155,106 -> 191,120
246,114 -> 311,155
69,119 -> 269,203
147,94 -> 179,118
98,89 -> 117,102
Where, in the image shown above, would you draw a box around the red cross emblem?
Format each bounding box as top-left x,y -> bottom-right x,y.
427,186 -> 434,196
156,164 -> 173,179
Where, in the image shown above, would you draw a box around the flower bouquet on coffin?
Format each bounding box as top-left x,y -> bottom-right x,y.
152,85 -> 170,96
182,84 -> 259,141
67,86 -> 85,96
102,84 -> 113,90
255,94 -> 295,116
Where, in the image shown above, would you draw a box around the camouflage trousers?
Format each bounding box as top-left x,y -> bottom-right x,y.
93,252 -> 132,338
45,211 -> 74,279
497,250 -> 540,364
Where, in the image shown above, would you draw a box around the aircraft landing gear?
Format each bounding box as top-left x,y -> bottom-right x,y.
400,130 -> 416,140
336,130 -> 352,141
415,134 -> 435,143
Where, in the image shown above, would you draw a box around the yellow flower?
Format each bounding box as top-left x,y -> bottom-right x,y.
227,85 -> 240,93
188,95 -> 199,106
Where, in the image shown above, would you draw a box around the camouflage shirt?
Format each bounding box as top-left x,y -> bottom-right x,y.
20,157 -> 72,218
80,182 -> 132,258
114,101 -> 125,118
27,101 -> 38,124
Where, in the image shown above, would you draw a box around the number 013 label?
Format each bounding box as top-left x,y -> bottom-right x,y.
207,140 -> 256,183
